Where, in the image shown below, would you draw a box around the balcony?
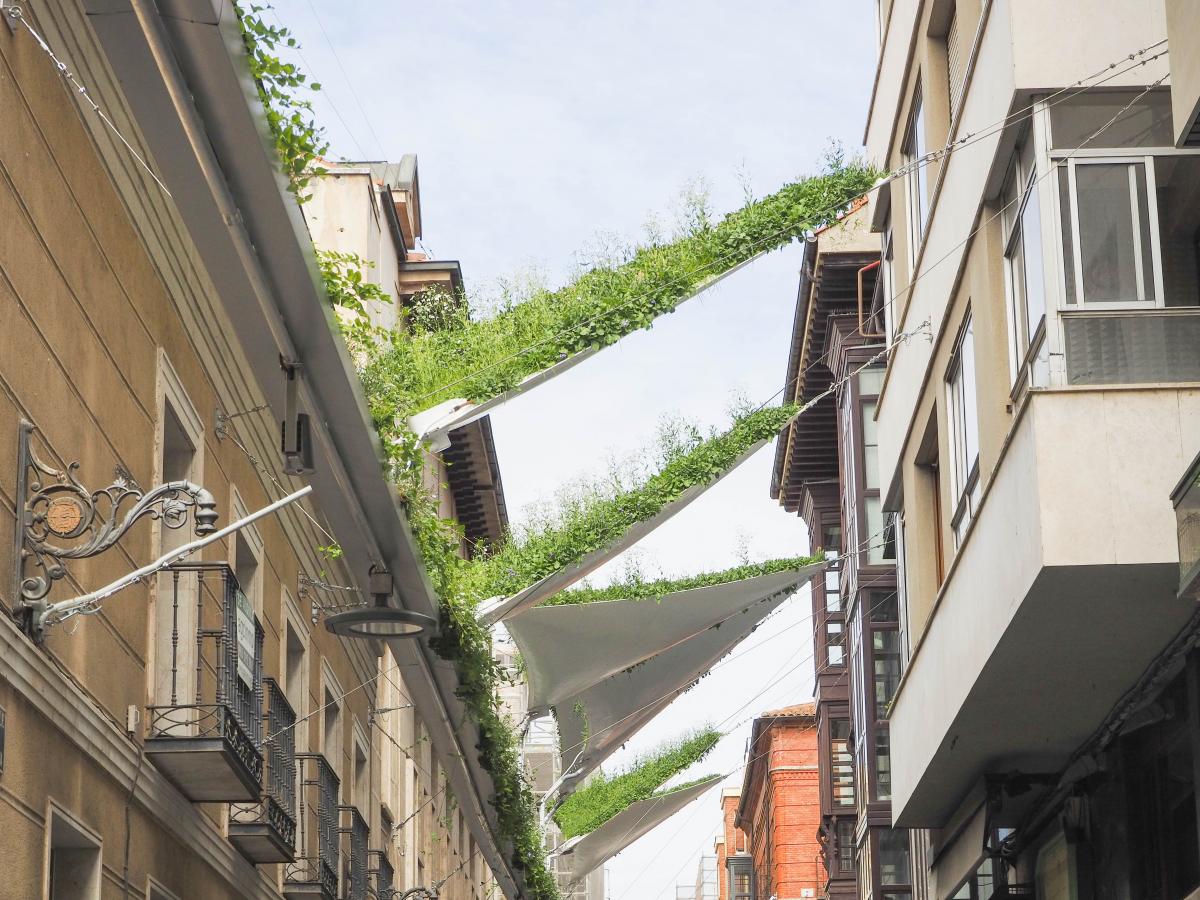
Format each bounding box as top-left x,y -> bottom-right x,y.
889,386 -> 1200,826
230,679 -> 298,863
144,563 -> 263,802
285,754 -> 340,900
1175,449 -> 1200,597
339,806 -> 369,900
369,850 -> 395,900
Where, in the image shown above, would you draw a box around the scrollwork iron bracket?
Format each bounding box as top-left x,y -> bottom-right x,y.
12,421 -> 219,636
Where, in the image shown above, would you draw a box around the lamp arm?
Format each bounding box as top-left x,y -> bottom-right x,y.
36,485 -> 313,632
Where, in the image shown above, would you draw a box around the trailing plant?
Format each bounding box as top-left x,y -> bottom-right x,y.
316,249 -> 392,352
235,2 -> 328,199
448,404 -> 798,608
360,155 -> 878,421
552,727 -> 721,839
546,554 -> 823,606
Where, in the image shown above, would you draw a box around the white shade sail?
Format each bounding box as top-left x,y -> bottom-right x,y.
408,254 -> 766,449
508,565 -> 824,715
479,439 -> 774,625
554,584 -> 800,791
558,775 -> 724,882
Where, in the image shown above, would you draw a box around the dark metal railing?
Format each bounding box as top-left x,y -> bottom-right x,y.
230,678 -> 298,849
287,753 -> 340,898
147,563 -> 263,782
369,850 -> 395,899
340,805 -> 369,900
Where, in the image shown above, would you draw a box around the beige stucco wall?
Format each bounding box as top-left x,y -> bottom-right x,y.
0,3 -> 498,898
1165,0 -> 1200,144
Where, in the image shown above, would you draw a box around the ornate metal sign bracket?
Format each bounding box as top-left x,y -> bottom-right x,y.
13,420 -> 218,637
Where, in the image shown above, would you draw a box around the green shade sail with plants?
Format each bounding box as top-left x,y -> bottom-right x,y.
553,727 -> 722,839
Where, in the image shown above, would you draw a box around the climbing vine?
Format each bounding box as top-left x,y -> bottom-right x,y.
546,554 -> 823,606
552,727 -> 721,839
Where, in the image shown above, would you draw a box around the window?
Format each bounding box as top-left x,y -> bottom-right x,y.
945,315 -> 980,546
874,631 -> 902,709
827,621 -> 845,667
881,221 -> 896,342
837,818 -> 856,874
323,681 -> 343,782
283,601 -> 308,750
945,4 -> 965,116
903,87 -> 929,264
831,719 -> 855,807
878,828 -> 911,887
728,855 -> 753,900
153,355 -> 203,709
1002,134 -> 1048,389
825,550 -> 842,614
353,728 -> 370,814
874,730 -> 893,801
47,806 -> 102,900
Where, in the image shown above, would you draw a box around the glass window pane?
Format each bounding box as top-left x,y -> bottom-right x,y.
866,497 -> 886,564
874,631 -> 902,708
1059,168 -> 1077,304
1076,162 -> 1150,303
878,828 -> 910,885
961,320 -> 979,471
860,367 -> 886,396
1049,90 -> 1172,149
870,592 -> 899,623
1020,174 -> 1046,337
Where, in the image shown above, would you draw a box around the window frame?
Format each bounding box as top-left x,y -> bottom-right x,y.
1001,132 -> 1049,394
903,85 -> 930,268
944,314 -> 981,547
1057,154 -> 1166,310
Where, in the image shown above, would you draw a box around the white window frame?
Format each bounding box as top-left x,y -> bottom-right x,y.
1058,154 -> 1165,309
902,85 -> 929,268
44,801 -> 102,900
945,314 -> 980,547
1001,133 -> 1050,394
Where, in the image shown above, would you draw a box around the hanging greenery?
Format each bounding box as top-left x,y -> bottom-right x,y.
552,727 -> 722,839
545,554 -> 823,606
360,156 -> 877,422
448,403 -> 799,609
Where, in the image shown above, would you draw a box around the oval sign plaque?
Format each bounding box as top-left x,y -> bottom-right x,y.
45,496 -> 85,537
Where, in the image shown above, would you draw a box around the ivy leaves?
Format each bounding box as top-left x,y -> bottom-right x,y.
236,2 -> 328,199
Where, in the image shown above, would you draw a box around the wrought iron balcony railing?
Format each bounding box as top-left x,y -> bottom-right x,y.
286,753 -> 340,900
144,562 -> 263,802
340,805 -> 369,900
230,678 -> 298,862
369,849 -> 395,900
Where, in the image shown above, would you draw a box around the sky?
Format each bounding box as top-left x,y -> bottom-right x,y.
273,2 -> 876,897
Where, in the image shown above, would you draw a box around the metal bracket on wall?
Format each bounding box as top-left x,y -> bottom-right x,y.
12,420 -> 218,637
1,1 -> 20,35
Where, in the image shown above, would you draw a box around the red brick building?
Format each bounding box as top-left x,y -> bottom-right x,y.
723,704 -> 823,900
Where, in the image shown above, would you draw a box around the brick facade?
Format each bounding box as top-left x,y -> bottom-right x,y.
730,706 -> 823,900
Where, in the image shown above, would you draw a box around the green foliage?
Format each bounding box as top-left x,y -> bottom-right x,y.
236,2 -> 328,199
360,157 -> 878,422
545,554 -> 823,606
553,727 -> 722,839
316,250 -> 392,352
449,404 -> 798,608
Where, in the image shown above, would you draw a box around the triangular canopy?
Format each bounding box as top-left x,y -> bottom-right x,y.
557,775 -> 723,882
507,565 -> 824,715
478,438 -> 773,625
408,255 -> 764,448
554,584 -> 801,791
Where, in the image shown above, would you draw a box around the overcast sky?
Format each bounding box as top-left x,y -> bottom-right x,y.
274,2 -> 876,896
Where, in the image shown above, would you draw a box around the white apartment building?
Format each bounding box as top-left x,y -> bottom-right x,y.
864,0 -> 1200,897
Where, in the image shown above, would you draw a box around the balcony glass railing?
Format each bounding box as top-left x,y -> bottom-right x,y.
1174,451 -> 1200,597
1063,309 -> 1200,386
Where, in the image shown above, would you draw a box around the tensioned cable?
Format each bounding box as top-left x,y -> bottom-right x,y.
10,8 -> 172,197
397,41 -> 1166,411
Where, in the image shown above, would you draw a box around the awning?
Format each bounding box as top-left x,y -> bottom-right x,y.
508,565 -> 824,715
479,439 -> 774,624
557,775 -> 723,882
554,585 -> 800,789
408,255 -> 766,448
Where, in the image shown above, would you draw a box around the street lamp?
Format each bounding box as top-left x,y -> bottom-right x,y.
324,566 -> 437,639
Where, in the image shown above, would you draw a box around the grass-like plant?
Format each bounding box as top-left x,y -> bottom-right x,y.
360,156 -> 877,421
545,554 -> 823,606
553,727 -> 722,839
450,404 -> 798,608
